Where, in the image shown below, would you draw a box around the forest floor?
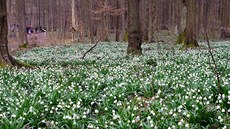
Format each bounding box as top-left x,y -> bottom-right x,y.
1,41 -> 229,128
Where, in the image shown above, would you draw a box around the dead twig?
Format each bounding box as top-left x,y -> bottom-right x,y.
203,32 -> 222,94
81,37 -> 102,59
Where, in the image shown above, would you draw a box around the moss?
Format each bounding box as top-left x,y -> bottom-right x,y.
127,48 -> 142,55
122,31 -> 129,42
0,62 -> 7,68
11,58 -> 34,68
176,30 -> 186,44
19,42 -> 29,48
16,60 -> 34,68
0,59 -> 34,68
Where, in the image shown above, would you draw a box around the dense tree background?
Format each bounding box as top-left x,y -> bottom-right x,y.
5,0 -> 230,51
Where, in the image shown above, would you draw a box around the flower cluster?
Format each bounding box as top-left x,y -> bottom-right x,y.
0,41 -> 229,128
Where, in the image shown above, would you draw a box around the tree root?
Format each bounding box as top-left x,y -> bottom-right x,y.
9,55 -> 35,69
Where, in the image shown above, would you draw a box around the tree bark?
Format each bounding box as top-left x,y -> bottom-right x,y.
0,0 -> 17,66
184,0 -> 199,48
87,0 -> 94,43
0,0 -> 32,68
71,0 -> 76,41
0,0 -> 12,67
220,0 -> 230,39
120,0 -> 126,34
17,0 -> 27,44
127,0 -> 142,55
142,0 -> 149,42
148,0 -> 154,42
115,0 -> 120,42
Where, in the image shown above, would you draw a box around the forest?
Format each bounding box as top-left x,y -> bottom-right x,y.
0,0 -> 229,128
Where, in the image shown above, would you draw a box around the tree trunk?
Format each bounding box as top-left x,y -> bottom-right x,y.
120,0 -> 126,34
0,0 -> 32,68
220,0 -> 230,39
184,0 -> 199,48
0,0 -> 15,66
148,0 -> 154,42
17,0 -> 27,44
71,0 -> 76,41
115,0 -> 120,42
0,0 -> 12,67
127,0 -> 142,55
142,0 -> 149,42
87,0 -> 94,43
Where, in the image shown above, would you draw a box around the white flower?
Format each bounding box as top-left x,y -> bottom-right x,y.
11,114 -> 16,118
104,107 -> 108,111
218,116 -> 222,120
95,110 -> 99,114
178,119 -> 184,126
173,113 -> 177,117
150,123 -> 154,127
150,110 -> 155,115
135,116 -> 140,123
87,124 -> 94,128
63,115 -> 72,120
113,115 -> 119,120
147,116 -> 151,120
221,109 -> 225,113
185,123 -> 189,128
178,121 -> 183,126
132,119 -> 135,123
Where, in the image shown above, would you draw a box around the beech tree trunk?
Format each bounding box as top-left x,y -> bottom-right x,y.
0,0 -> 32,68
17,0 -> 27,44
220,0 -> 230,39
71,0 -> 76,41
0,0 -> 16,67
184,0 -> 199,48
127,0 -> 142,55
87,0 -> 94,43
142,0 -> 149,42
115,0 -> 120,42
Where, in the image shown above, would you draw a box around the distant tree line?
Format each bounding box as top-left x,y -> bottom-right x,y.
7,0 -> 230,45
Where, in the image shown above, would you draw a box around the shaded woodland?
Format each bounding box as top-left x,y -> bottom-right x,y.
0,0 -> 229,128
6,0 -> 230,50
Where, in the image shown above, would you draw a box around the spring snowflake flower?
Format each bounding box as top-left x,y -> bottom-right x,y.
150,110 -> 155,115
221,109 -> 225,113
185,123 -> 189,128
95,110 -> 99,114
63,115 -> 72,120
104,107 -> 108,111
11,114 -> 16,118
87,125 -> 94,128
178,119 -> 184,126
147,116 -> 151,120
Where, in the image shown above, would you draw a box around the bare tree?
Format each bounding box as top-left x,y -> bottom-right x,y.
127,0 -> 142,55
87,0 -> 95,43
17,0 -> 27,44
184,0 -> 199,48
0,0 -> 31,67
115,0 -> 120,42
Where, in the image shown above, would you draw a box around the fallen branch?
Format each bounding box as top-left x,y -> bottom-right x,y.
203,32 -> 222,94
81,37 -> 102,59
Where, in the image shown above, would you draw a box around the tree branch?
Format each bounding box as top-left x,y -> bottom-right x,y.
81,37 -> 102,59
203,32 -> 222,94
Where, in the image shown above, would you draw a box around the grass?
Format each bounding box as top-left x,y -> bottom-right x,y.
0,41 -> 229,128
